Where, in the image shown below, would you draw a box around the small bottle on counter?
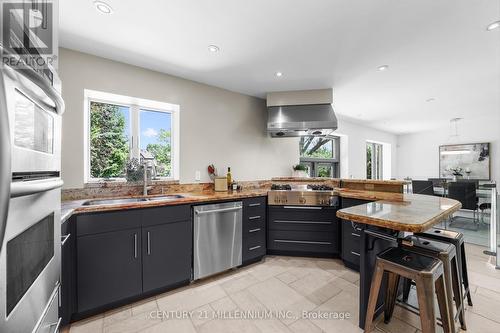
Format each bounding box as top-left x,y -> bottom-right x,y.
227,167 -> 232,187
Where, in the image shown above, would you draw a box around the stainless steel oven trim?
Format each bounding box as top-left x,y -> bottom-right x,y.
3,61 -> 63,174
0,67 -> 11,254
32,283 -> 60,333
0,188 -> 61,333
0,46 -> 65,115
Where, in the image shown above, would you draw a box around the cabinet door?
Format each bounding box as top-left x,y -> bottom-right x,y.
60,218 -> 76,325
142,220 -> 191,293
77,228 -> 142,312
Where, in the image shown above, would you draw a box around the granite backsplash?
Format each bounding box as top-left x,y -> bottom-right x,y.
61,178 -> 341,201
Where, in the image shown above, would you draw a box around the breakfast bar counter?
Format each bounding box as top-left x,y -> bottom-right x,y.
337,194 -> 462,232
336,194 -> 462,329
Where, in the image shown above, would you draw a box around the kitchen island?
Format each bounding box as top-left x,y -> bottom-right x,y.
337,194 -> 462,329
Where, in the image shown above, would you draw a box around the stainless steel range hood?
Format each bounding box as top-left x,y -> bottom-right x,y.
267,104 -> 338,137
266,89 -> 337,137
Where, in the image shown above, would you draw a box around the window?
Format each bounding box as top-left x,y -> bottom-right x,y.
139,109 -> 172,178
366,141 -> 383,179
299,136 -> 340,177
89,102 -> 130,179
85,90 -> 180,182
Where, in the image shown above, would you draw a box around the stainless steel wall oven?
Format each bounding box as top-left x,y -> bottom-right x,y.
0,44 -> 65,333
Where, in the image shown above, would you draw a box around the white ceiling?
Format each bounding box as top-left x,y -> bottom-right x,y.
59,0 -> 500,134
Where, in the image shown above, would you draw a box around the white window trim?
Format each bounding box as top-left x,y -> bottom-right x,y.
83,89 -> 180,183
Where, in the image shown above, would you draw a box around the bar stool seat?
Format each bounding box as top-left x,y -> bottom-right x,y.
365,247 -> 452,333
416,228 -> 473,306
397,235 -> 466,331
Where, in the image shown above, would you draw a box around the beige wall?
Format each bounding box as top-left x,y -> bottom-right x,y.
58,48 -> 299,188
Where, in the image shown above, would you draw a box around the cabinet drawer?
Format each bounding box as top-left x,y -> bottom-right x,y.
243,197 -> 266,217
142,205 -> 191,227
269,218 -> 337,232
342,246 -> 360,267
269,206 -> 336,222
77,210 -> 142,236
341,221 -> 361,268
242,232 -> 266,261
243,222 -> 265,239
243,214 -> 265,234
268,230 -> 338,254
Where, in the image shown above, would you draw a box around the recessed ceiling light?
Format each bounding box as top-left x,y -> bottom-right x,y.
486,20 -> 500,31
208,45 -> 220,53
275,71 -> 283,77
377,65 -> 389,71
426,98 -> 436,102
94,1 -> 113,14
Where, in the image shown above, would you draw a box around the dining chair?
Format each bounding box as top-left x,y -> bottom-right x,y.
412,180 -> 435,195
456,179 -> 479,189
447,182 -> 479,229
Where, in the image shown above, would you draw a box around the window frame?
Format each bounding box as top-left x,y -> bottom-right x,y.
366,141 -> 383,180
84,90 -> 180,183
299,136 -> 340,178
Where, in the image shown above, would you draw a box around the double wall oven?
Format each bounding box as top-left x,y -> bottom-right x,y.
0,45 -> 65,333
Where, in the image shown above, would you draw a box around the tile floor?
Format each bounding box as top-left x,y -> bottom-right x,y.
64,243 -> 500,333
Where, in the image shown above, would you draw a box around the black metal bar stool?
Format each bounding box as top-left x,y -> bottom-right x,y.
395,235 -> 466,331
416,228 -> 473,306
365,247 -> 452,333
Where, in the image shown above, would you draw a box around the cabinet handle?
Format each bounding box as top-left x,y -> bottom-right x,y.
351,232 -> 360,237
249,245 -> 261,251
61,233 -> 71,246
283,206 -> 322,210
248,203 -> 261,207
248,216 -> 261,220
147,231 -> 151,255
351,251 -> 360,257
249,228 -> 261,233
274,239 -> 332,245
134,233 -> 138,258
351,221 -> 363,231
274,220 -> 332,225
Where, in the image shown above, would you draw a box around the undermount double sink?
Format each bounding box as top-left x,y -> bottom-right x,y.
82,194 -> 186,206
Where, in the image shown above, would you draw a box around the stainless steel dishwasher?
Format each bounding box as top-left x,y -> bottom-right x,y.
193,201 -> 242,280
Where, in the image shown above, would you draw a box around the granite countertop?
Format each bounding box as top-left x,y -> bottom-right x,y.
61,189 -> 269,223
336,194 -> 461,232
61,188 -> 455,232
61,188 -> 407,223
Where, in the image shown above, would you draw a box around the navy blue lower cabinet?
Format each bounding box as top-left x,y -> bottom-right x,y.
340,198 -> 372,271
142,220 -> 191,293
267,206 -> 340,257
60,217 -> 76,325
242,197 -> 267,263
76,228 -> 143,313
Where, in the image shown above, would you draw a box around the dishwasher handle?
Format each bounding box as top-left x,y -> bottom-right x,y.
194,206 -> 242,215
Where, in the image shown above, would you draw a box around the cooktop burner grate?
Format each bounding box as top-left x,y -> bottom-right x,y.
307,184 -> 334,191
271,184 -> 292,191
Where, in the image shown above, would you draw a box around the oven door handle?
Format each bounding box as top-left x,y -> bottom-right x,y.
11,179 -> 64,198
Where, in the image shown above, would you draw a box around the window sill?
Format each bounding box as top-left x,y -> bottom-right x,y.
85,179 -> 180,188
